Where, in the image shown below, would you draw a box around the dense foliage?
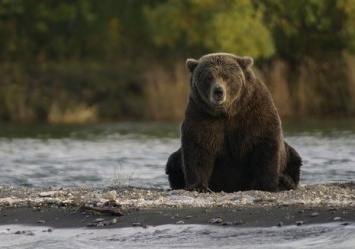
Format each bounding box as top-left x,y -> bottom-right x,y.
1,0 -> 355,122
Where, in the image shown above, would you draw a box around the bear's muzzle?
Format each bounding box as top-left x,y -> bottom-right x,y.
210,84 -> 226,105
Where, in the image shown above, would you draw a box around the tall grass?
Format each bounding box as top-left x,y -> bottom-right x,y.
1,55 -> 355,123
144,62 -> 189,121
344,54 -> 355,114
48,104 -> 98,123
263,54 -> 355,119
262,59 -> 292,118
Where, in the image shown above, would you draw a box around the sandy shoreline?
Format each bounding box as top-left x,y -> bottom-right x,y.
0,182 -> 354,229
1,205 -> 354,229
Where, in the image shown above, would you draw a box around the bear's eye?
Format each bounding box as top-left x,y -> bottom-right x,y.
205,74 -> 213,81
221,74 -> 230,81
200,73 -> 213,82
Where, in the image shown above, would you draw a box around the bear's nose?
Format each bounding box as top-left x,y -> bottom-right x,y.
213,86 -> 224,99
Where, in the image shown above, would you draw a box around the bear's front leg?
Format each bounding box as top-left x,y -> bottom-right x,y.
181,142 -> 215,192
250,140 -> 281,192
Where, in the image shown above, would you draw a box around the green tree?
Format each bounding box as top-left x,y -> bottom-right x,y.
144,0 -> 274,59
0,0 -> 135,62
261,0 -> 355,61
337,0 -> 355,55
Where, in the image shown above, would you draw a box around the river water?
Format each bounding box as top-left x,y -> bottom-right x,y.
0,121 -> 354,188
1,223 -> 355,249
0,120 -> 354,249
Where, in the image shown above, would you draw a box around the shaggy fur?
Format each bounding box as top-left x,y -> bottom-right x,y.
166,53 -> 302,192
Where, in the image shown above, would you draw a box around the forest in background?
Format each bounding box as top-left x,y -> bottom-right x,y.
1,0 -> 355,123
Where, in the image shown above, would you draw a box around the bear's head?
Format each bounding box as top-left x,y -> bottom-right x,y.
186,53 -> 254,116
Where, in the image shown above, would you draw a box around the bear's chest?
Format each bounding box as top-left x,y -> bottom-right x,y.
222,127 -> 254,157
194,123 -> 254,157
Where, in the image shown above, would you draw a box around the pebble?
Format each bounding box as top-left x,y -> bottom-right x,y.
231,194 -> 257,203
132,223 -> 148,228
310,212 -> 320,217
38,191 -> 57,197
296,220 -> 305,226
1,197 -> 13,206
87,218 -> 118,227
328,208 -> 338,212
44,197 -> 62,205
234,220 -> 243,225
209,218 -> 223,224
102,190 -> 117,201
168,213 -> 176,219
87,223 -> 98,227
222,222 -> 233,226
15,230 -> 34,236
33,207 -> 41,212
333,217 -> 343,221
176,220 -> 185,224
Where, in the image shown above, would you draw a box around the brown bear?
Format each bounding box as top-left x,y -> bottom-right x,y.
166,53 -> 302,192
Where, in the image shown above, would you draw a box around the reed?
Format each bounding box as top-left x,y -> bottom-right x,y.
1,55 -> 355,123
262,59 -> 292,118
295,56 -> 351,117
143,62 -> 189,121
344,54 -> 355,114
48,103 -> 98,124
294,58 -> 323,117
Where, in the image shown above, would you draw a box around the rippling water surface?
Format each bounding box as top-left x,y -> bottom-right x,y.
1,223 -> 355,249
0,120 -> 354,188
1,120 -> 355,249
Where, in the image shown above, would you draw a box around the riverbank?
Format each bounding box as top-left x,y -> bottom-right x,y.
0,182 -> 354,229
1,204 -> 354,229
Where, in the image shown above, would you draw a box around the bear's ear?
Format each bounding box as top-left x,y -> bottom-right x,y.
237,56 -> 253,69
186,58 -> 198,73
